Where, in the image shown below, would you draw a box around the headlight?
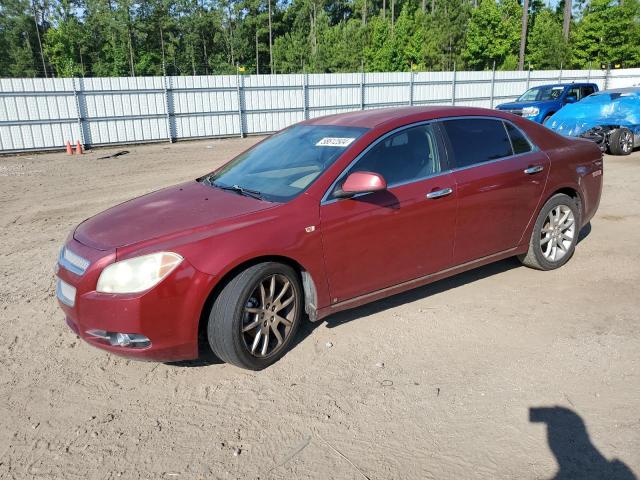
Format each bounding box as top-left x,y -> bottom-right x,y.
522,106 -> 540,117
96,252 -> 183,294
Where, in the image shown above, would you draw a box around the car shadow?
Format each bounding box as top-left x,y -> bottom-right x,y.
530,406 -> 636,480
289,255 -> 524,353
578,221 -> 591,244
170,224 -> 592,368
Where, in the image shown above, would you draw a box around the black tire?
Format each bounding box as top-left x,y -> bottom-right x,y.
608,127 -> 634,156
518,193 -> 580,271
207,262 -> 302,370
542,114 -> 553,125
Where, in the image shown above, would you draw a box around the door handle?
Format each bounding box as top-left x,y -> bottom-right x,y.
524,165 -> 544,174
426,187 -> 453,199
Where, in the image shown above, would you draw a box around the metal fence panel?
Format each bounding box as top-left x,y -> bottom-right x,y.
0,68 -> 638,153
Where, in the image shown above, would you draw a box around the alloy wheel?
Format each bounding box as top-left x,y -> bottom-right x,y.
620,130 -> 633,154
241,274 -> 297,358
540,204 -> 576,262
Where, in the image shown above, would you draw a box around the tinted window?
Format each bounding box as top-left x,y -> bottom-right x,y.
504,122 -> 532,154
441,119 -> 512,168
566,86 -> 581,100
341,124 -> 441,188
581,85 -> 595,97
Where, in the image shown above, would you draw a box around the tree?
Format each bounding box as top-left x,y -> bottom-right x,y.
571,0 -> 640,68
463,0 -> 521,70
526,9 -> 569,69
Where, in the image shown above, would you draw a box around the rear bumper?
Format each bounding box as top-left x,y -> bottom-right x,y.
56,238 -> 217,362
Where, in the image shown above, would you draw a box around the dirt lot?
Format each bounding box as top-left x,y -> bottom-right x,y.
0,138 -> 639,480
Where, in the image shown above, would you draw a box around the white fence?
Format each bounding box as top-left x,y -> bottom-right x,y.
1,68 -> 638,153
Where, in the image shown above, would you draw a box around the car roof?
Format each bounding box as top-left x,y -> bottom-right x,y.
532,83 -> 595,89
302,106 -> 511,129
594,87 -> 640,95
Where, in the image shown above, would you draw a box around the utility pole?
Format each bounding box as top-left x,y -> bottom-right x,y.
518,0 -> 529,70
391,0 -> 395,31
32,0 -> 48,78
268,0 -> 273,74
562,0 -> 572,41
255,28 -> 259,74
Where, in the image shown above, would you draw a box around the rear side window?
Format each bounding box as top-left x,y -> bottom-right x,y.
504,122 -> 532,155
581,85 -> 595,97
440,119 -> 512,168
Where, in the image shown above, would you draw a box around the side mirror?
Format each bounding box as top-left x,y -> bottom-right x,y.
334,171 -> 387,198
565,95 -> 577,104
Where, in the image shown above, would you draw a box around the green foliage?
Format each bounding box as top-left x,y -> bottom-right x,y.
463,0 -> 521,70
0,0 -> 638,77
526,8 -> 569,69
571,0 -> 640,68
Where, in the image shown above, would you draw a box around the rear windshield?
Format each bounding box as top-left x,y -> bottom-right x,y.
200,125 -> 368,202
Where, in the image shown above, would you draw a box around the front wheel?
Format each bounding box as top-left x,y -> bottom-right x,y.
608,127 -> 634,156
519,193 -> 580,270
207,262 -> 302,370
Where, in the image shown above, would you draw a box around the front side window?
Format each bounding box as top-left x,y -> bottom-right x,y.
201,125 -> 368,202
336,124 -> 441,192
566,86 -> 581,100
440,119 -> 512,169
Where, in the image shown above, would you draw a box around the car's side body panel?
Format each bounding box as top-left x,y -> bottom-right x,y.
319,173 -> 458,303
449,150 -> 550,264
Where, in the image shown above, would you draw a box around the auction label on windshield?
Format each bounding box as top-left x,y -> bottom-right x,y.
316,137 -> 356,147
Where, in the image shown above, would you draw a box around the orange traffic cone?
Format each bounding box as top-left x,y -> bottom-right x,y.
66,141 -> 73,155
75,140 -> 83,155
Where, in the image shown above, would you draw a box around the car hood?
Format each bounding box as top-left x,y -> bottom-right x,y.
496,100 -> 551,110
547,98 -> 640,137
74,181 -> 276,250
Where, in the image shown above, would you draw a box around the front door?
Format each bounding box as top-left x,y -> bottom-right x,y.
319,123 -> 458,303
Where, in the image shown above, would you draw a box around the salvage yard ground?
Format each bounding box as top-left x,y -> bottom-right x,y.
1,138 -> 639,479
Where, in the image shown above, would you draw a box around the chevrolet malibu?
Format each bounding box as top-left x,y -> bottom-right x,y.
55,106 -> 603,370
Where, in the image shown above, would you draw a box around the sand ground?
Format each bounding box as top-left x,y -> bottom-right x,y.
1,138 -> 639,479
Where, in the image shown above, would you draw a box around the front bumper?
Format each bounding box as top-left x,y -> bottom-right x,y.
55,238 -> 216,362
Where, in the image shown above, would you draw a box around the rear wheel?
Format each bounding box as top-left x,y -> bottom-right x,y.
608,127 -> 634,156
207,262 -> 302,370
519,193 -> 580,270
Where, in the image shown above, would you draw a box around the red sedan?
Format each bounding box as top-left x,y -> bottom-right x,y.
55,106 -> 603,369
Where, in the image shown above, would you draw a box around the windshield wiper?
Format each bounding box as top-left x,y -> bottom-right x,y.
213,182 -> 265,201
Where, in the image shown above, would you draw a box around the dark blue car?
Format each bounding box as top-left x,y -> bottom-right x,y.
496,83 -> 599,124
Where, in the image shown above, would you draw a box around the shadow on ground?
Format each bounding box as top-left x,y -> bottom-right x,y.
173,223 -> 593,367
530,406 -> 636,480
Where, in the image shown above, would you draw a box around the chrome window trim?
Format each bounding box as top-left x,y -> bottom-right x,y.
58,247 -> 90,276
320,115 -> 540,206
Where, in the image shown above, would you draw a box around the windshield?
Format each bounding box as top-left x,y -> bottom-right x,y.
200,125 -> 368,202
518,86 -> 565,102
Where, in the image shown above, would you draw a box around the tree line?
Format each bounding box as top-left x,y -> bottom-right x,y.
1,0 -> 639,78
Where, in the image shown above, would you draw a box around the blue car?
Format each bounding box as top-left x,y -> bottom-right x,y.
496,83 -> 599,124
547,87 -> 640,156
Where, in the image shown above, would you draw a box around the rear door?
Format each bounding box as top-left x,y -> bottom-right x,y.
319,123 -> 457,303
440,118 -> 549,265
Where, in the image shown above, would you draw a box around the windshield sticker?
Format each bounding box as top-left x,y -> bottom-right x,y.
316,137 -> 356,147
